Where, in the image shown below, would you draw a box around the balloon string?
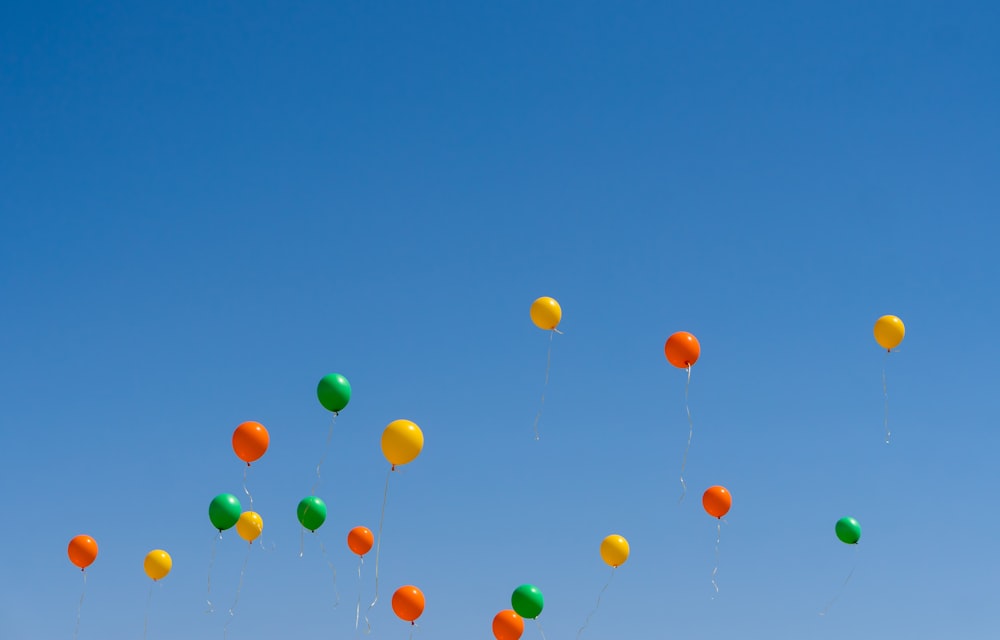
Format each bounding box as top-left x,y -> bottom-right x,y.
206,531 -> 220,613
318,535 -> 340,609
74,569 -> 87,640
533,329 -> 558,441
820,544 -> 860,616
711,520 -> 722,596
142,582 -> 153,640
536,618 -> 549,640
882,351 -> 891,444
576,567 -> 615,640
366,469 -> 392,628
311,412 -> 338,494
224,544 -> 252,639
242,466 -> 254,512
678,364 -> 693,502
355,556 -> 367,632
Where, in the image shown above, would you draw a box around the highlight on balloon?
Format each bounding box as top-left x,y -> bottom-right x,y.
493,608 -> 525,640
236,511 -> 264,543
68,535 -> 99,571
835,517 -> 861,545
381,419 -> 424,468
297,496 -> 328,532
143,549 -> 173,581
317,372 -> 352,413
529,296 -> 562,331
232,421 -> 270,465
873,315 -> 905,352
391,585 -> 425,625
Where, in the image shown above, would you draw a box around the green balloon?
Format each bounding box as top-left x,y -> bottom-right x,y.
317,373 -> 352,413
209,493 -> 242,531
511,584 -> 544,619
297,496 -> 328,532
835,517 -> 861,544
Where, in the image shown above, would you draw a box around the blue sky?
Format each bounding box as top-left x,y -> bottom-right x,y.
2,2 -> 999,638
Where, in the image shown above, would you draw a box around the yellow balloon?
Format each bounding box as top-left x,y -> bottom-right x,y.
530,297 -> 562,330
236,511 -> 264,543
143,549 -> 172,581
874,315 -> 905,351
381,419 -> 424,467
600,534 -> 630,567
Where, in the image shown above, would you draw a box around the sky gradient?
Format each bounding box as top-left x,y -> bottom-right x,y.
2,2 -> 999,639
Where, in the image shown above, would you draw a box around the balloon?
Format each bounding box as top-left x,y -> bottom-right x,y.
664,331 -> 700,368
143,549 -> 172,581
492,609 -> 525,640
208,493 -> 242,531
317,373 -> 352,413
391,585 -> 425,623
236,511 -> 264,543
874,315 -> 905,351
511,584 -> 544,619
297,496 -> 327,532
68,535 -> 98,570
347,526 -> 374,556
702,485 -> 732,519
381,419 -> 424,467
232,421 -> 269,464
600,534 -> 630,567
530,297 -> 562,331
835,517 -> 861,544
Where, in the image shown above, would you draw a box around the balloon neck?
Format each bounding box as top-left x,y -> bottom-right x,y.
246,462 -> 251,467
391,464 -> 396,471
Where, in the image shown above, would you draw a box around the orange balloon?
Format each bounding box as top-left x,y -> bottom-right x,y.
347,526 -> 374,556
232,421 -> 269,464
68,535 -> 98,570
493,609 -> 525,640
664,331 -> 700,368
392,585 -> 425,623
702,485 -> 732,519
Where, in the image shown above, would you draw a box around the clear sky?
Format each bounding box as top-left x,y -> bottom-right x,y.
2,2 -> 999,639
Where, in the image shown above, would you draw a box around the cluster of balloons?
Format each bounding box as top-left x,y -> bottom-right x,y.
67,307 -> 898,631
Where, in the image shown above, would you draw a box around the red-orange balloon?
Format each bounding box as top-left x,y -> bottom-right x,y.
392,585 -> 425,623
665,331 -> 700,368
347,526 -> 374,556
493,609 -> 525,640
702,485 -> 732,519
232,421 -> 269,464
68,535 -> 98,570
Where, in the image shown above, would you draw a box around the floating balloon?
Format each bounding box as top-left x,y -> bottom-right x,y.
232,421 -> 269,465
297,496 -> 327,532
835,517 -> 861,544
874,315 -> 905,351
702,485 -> 732,519
236,511 -> 264,543
347,526 -> 374,556
381,419 -> 424,467
600,534 -> 630,568
208,493 -> 242,531
664,331 -> 701,368
144,549 -> 172,581
493,609 -> 525,640
68,535 -> 98,570
317,373 -> 352,413
530,297 -> 562,331
511,584 -> 544,619
391,585 -> 425,623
